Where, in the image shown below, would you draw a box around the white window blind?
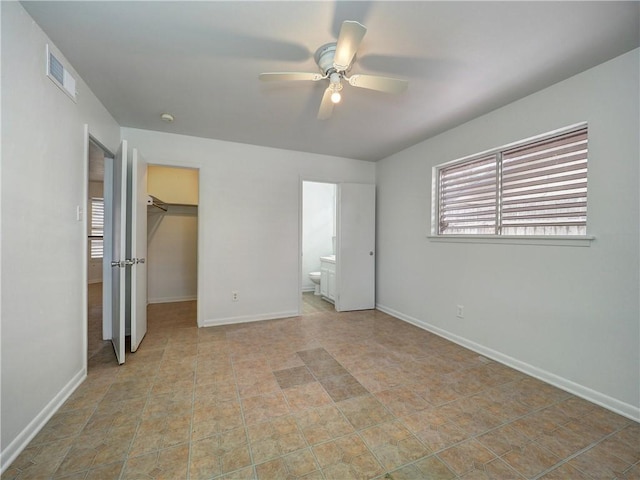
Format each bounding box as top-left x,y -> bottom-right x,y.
439,155 -> 497,235
90,197 -> 104,259
437,126 -> 588,236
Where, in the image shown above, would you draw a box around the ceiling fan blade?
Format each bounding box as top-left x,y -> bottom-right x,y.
331,2 -> 372,39
259,72 -> 324,82
348,74 -> 408,94
333,21 -> 367,71
317,87 -> 334,120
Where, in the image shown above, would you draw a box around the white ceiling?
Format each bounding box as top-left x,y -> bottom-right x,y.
22,1 -> 639,161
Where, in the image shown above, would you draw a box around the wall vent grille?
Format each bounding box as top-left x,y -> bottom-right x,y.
46,44 -> 77,102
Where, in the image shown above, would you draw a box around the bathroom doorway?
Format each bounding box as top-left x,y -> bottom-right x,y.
301,181 -> 337,314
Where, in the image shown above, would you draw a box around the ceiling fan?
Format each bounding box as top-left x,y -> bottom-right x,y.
259,21 -> 408,120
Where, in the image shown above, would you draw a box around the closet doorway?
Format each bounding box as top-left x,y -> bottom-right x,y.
146,166 -> 199,326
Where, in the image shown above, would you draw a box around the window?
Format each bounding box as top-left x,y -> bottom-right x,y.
90,197 -> 104,258
435,125 -> 588,237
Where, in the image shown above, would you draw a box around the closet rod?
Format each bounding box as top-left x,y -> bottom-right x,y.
150,202 -> 168,212
147,195 -> 168,212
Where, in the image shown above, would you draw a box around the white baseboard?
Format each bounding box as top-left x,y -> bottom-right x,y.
376,303 -> 640,422
1,368 -> 86,474
301,286 -> 315,293
148,295 -> 197,304
201,310 -> 299,328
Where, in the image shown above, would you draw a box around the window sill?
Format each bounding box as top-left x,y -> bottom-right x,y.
426,235 -> 595,247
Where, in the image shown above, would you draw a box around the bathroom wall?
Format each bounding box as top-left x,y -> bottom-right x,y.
302,182 -> 336,292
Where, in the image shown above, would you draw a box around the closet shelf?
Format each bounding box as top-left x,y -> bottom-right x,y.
147,195 -> 167,212
147,195 -> 197,212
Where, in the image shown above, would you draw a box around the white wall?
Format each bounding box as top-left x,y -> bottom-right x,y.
122,127 -> 376,326
376,49 -> 640,420
147,206 -> 198,303
4,4 -> 634,473
302,182 -> 336,291
147,165 -> 198,205
1,3 -> 120,470
87,181 -> 104,283
147,166 -> 199,303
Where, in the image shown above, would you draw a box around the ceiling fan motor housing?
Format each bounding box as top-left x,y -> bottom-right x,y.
314,42 -> 352,76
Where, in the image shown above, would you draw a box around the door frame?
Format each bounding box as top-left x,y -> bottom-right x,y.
82,142 -> 204,370
298,178 -> 377,314
298,177 -> 340,315
146,161 -> 203,327
82,126 -> 115,370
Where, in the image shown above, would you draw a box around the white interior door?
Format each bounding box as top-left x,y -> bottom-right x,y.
130,148 -> 148,351
102,154 -> 113,341
111,141 -> 128,364
336,183 -> 376,311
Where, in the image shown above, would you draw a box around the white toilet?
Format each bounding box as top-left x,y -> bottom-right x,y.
309,271 -> 321,295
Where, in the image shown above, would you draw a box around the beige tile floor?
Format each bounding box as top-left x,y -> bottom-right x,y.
3,290 -> 639,479
301,292 -> 335,315
87,282 -> 111,360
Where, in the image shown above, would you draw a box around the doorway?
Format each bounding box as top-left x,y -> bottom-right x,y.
86,138 -> 113,360
146,165 -> 199,326
301,181 -> 337,314
300,180 -> 376,314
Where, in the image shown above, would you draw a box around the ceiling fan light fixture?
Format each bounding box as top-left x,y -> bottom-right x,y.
258,20 -> 408,120
329,73 -> 343,103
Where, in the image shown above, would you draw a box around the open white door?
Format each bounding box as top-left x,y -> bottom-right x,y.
336,183 -> 376,312
130,148 -> 148,351
102,152 -> 113,342
110,141 -> 128,364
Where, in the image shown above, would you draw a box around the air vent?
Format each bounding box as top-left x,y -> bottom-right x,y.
46,44 -> 77,102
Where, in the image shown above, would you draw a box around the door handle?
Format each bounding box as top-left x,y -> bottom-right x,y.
111,259 -> 133,267
135,258 -> 146,264
369,251 -> 374,256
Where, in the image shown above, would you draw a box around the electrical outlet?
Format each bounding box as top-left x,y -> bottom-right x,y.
456,305 -> 464,318
232,291 -> 239,302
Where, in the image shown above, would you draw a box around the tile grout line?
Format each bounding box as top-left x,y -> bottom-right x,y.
229,338 -> 256,479
295,346 -> 358,480
387,374 -> 632,479
530,426 -> 633,480
307,345 -> 405,479
16,304 -> 638,480
324,345 -> 586,478
115,356 -> 158,480
186,336 -> 200,480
